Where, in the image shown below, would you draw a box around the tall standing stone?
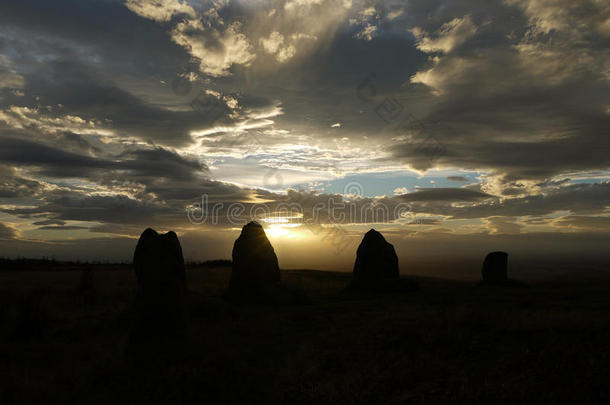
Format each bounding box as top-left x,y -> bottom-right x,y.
227,222 -> 280,301
127,228 -> 188,359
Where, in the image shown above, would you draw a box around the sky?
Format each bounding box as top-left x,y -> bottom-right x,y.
0,0 -> 609,271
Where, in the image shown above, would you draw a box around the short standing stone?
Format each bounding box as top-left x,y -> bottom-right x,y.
481,251 -> 508,283
228,222 -> 280,300
353,229 -> 399,287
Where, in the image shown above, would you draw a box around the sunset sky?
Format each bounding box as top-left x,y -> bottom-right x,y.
0,0 -> 609,269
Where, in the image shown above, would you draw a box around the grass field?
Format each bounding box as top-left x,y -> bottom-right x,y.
1,265 -> 610,404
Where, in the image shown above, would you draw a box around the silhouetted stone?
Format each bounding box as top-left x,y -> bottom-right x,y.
353,229 -> 399,284
349,229 -> 418,292
127,228 -> 188,360
482,251 -> 508,284
226,222 -> 282,302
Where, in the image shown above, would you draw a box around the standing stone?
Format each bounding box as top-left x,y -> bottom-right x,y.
227,222 -> 280,301
482,251 -> 508,284
127,228 -> 188,358
352,229 -> 399,287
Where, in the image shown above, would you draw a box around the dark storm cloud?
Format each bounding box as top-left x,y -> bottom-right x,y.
141,177 -> 254,202
392,84 -> 610,180
408,218 -> 442,225
18,61 -> 227,146
5,193 -> 173,225
0,136 -> 207,180
119,147 -> 207,179
437,182 -> 610,220
385,0 -> 610,181
398,188 -> 492,202
447,176 -> 468,182
32,219 -> 66,226
0,0 -> 190,78
0,132 -> 224,205
0,137 -> 109,176
61,133 -> 102,154
37,225 -> 89,231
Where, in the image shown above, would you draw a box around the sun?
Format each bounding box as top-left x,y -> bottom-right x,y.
264,223 -> 304,239
259,213 -> 305,239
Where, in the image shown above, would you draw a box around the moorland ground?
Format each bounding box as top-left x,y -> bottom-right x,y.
1,264 -> 610,404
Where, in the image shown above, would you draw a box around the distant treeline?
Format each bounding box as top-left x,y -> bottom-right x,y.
186,259 -> 232,268
0,257 -> 232,271
0,257 -> 130,271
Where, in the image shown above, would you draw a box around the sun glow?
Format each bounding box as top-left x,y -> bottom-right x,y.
264,223 -> 304,239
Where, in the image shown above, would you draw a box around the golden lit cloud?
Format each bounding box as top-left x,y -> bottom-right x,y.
124,0 -> 195,22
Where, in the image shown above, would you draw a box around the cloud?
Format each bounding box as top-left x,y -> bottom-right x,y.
284,0 -> 326,11
408,218 -> 442,225
5,193 -> 173,226
0,54 -> 25,89
260,31 -> 285,55
37,225 -> 89,231
32,219 -> 66,226
118,147 -> 208,180
259,31 -> 297,62
350,5 -> 380,41
412,15 -> 477,53
171,19 -> 256,77
0,136 -> 109,177
0,135 -> 214,203
0,70 -> 24,89
354,24 -> 378,41
0,105 -> 106,136
393,0 -> 610,182
485,216 -> 523,235
399,188 -> 492,202
1,69 -> 229,147
441,182 -> 610,220
506,0 -> 610,37
0,222 -> 20,240
125,0 -> 195,22
553,215 -> 610,232
0,164 -> 47,198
